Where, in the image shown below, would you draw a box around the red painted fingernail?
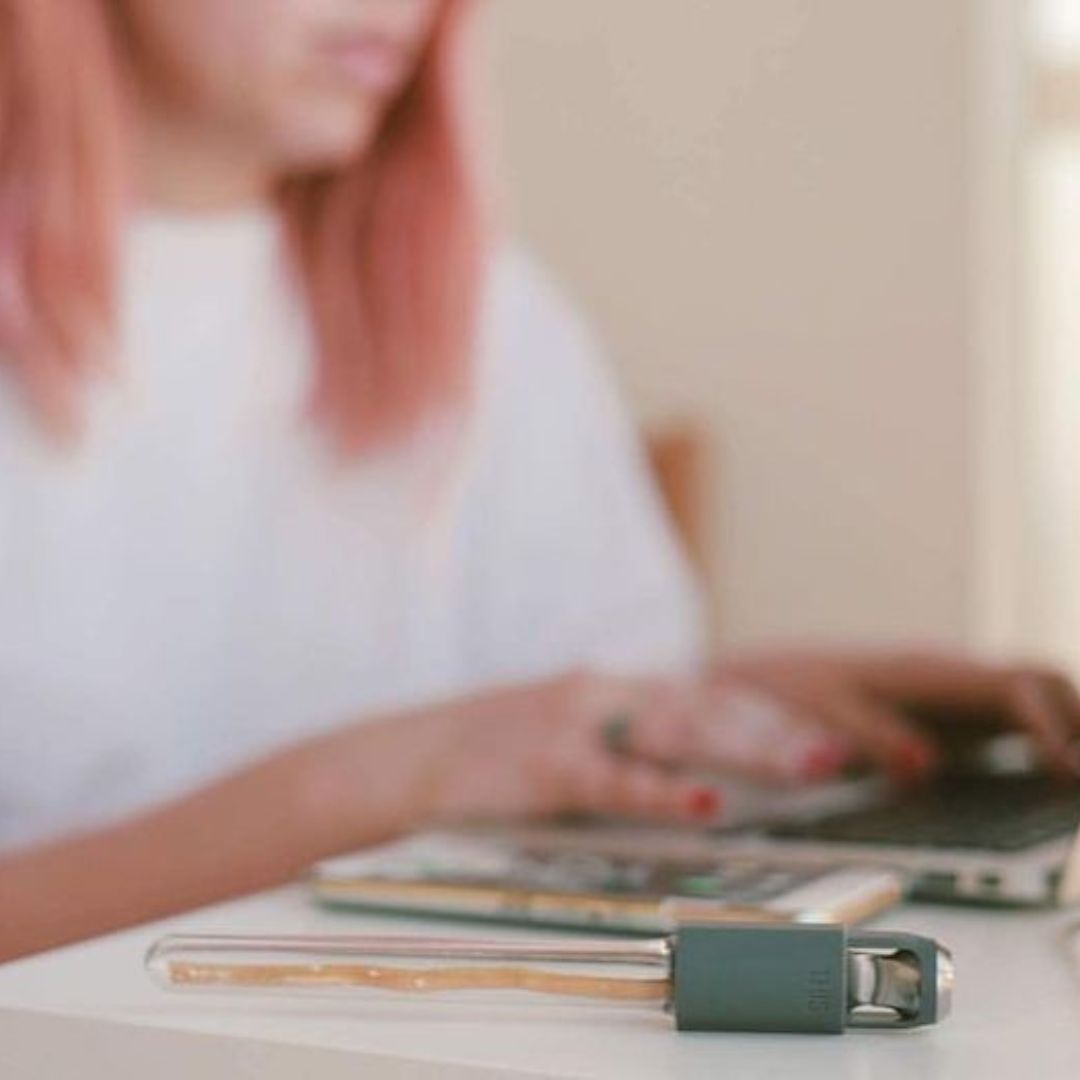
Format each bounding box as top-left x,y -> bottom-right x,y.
801,744 -> 849,781
687,787 -> 722,820
892,741 -> 935,779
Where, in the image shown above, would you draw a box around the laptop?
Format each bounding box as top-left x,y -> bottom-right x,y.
502,729 -> 1080,908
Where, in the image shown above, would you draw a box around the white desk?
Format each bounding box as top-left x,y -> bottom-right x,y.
1,885 -> 1079,1079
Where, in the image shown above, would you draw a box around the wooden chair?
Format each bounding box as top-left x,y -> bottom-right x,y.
644,423 -> 709,573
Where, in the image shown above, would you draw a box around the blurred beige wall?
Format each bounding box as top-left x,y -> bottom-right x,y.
489,0 -> 976,649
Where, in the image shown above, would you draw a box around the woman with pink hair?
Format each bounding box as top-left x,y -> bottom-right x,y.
0,0 -> 1076,961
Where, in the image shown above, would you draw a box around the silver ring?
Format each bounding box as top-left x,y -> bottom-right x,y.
601,711 -> 634,755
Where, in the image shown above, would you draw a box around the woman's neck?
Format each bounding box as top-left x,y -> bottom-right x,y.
134,104 -> 275,213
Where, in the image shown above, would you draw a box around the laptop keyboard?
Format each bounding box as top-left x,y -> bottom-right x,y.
766,775 -> 1080,853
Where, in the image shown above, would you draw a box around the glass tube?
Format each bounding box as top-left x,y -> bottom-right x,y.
146,932 -> 674,1008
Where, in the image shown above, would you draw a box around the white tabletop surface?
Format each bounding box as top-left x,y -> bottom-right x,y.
1,884 -> 1079,1079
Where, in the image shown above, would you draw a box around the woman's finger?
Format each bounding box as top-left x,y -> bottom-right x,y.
698,686 -> 854,784
1043,672 -> 1080,739
600,684 -> 852,787
857,652 -> 1009,708
554,686 -> 726,820
1007,674 -> 1079,774
794,689 -> 937,780
562,742 -> 724,823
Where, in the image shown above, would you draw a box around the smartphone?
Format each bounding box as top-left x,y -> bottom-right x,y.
310,833 -> 902,933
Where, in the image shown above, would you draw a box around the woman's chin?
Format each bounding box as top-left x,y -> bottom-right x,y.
274,113 -> 381,176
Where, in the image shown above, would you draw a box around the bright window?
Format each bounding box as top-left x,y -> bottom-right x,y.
1016,0 -> 1080,665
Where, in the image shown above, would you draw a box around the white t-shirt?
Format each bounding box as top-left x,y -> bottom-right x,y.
0,209 -> 704,852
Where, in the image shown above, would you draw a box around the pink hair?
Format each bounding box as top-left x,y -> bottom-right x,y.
0,0 -> 487,451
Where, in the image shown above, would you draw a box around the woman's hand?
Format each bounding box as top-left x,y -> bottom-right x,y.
315,671 -> 853,842
710,649 -> 1080,780
314,652 -> 1080,849
10,653 -> 1074,962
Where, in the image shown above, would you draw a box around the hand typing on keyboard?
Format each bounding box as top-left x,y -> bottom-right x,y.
704,651 -> 1080,784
